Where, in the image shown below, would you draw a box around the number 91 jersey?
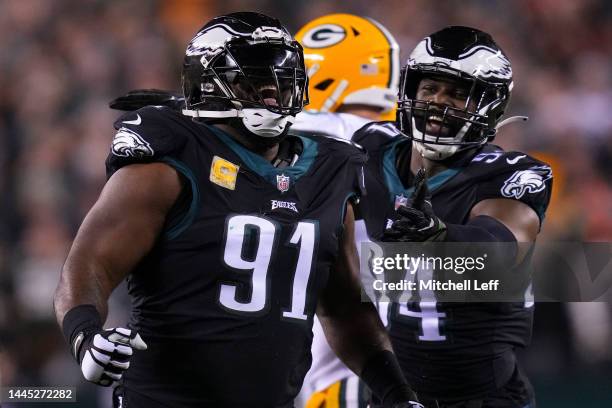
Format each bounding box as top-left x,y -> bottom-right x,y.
106,106 -> 366,407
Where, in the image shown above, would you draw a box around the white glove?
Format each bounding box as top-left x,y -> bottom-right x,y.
74,327 -> 147,386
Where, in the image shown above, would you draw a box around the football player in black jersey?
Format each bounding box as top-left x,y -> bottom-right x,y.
53,12 -> 422,408
351,27 -> 553,407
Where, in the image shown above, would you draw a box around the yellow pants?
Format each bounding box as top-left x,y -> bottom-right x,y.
305,376 -> 367,408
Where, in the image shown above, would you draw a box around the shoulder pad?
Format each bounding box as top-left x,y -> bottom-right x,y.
352,121 -> 403,152
469,146 -> 548,172
111,106 -> 187,159
109,89 -> 184,112
307,134 -> 367,165
107,106 -> 189,177
318,134 -> 365,152
468,146 -> 553,223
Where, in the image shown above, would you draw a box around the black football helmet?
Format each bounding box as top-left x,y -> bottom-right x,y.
398,26 -> 517,160
182,12 -> 308,122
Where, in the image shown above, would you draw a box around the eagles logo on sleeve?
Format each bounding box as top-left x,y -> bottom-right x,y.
111,127 -> 155,158
501,165 -> 552,199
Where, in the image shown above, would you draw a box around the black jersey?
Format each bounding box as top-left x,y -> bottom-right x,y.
352,122 -> 552,401
106,106 -> 366,407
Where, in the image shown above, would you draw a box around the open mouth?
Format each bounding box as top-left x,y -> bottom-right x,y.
258,86 -> 280,107
422,109 -> 467,137
425,113 -> 446,134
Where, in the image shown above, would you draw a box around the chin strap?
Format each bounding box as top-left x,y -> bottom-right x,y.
495,115 -> 528,130
183,100 -> 244,118
182,108 -> 241,118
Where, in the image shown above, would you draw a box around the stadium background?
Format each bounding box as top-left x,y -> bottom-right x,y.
0,0 -> 610,406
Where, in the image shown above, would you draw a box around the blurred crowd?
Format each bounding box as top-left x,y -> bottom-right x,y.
0,0 -> 610,406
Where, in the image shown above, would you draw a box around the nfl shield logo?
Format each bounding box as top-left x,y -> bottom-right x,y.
276,174 -> 290,193
394,194 -> 408,210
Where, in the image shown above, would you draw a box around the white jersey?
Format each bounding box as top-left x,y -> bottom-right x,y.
292,111 -> 383,403
291,111 -> 371,140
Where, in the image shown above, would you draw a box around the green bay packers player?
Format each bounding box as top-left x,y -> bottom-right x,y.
290,13 -> 401,408
292,12 -> 399,134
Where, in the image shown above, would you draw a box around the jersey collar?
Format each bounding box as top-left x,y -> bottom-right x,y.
382,137 -> 460,202
207,124 -> 318,189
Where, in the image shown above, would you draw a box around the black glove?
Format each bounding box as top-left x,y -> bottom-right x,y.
109,89 -> 185,111
367,385 -> 426,408
383,168 -> 446,242
369,390 -> 426,408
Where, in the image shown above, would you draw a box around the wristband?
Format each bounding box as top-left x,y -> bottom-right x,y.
61,304 -> 103,361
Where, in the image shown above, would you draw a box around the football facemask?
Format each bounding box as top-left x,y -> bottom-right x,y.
182,13 -> 309,138
397,26 -> 514,161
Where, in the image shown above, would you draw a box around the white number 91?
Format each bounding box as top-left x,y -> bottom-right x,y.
219,215 -> 317,321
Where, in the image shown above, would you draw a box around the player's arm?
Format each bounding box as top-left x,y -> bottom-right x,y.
53,162 -> 182,385
467,198 -> 540,261
317,202 -> 421,407
385,169 -> 542,264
